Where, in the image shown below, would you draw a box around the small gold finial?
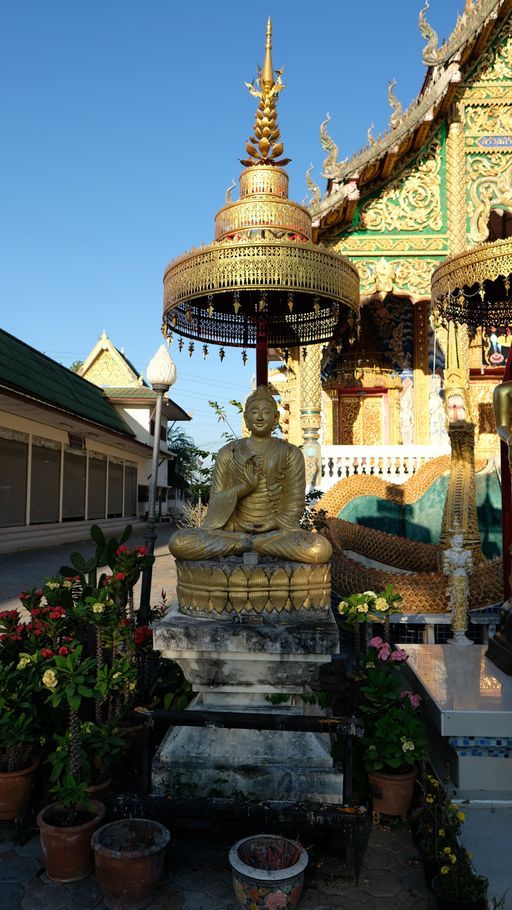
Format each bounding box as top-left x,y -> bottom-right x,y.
241,20 -> 290,168
262,17 -> 274,88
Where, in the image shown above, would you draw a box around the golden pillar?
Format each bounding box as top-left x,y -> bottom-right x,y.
439,421 -> 481,557
446,115 -> 466,256
300,343 -> 323,491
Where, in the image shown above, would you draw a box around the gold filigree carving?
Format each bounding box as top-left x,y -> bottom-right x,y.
468,153 -> 512,243
355,138 -> 442,233
469,15 -> 512,84
440,422 -> 481,556
333,235 -> 448,255
357,257 -> 441,300
466,104 -> 512,134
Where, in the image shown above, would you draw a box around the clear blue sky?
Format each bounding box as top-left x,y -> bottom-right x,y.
1,0 -> 464,449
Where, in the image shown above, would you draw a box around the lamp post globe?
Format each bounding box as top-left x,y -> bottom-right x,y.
139,344 -> 177,623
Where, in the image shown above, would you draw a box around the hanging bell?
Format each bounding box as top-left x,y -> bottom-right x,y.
188,341 -> 195,357
302,347 -> 308,361
505,277 -> 511,294
203,344 -> 208,359
207,295 -> 214,318
185,307 -> 192,323
178,337 -> 184,352
242,349 -> 247,366
313,297 -> 320,315
287,294 -> 294,314
258,291 -> 267,313
233,291 -> 241,315
219,347 -> 225,362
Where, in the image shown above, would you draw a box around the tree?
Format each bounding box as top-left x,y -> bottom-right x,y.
69,360 -> 84,373
167,428 -> 212,504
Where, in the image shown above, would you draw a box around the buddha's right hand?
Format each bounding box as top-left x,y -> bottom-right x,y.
239,459 -> 259,498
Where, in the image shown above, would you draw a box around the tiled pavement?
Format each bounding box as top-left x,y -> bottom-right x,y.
0,823 -> 433,909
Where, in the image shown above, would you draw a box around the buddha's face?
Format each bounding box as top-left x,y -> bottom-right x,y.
245,399 -> 277,437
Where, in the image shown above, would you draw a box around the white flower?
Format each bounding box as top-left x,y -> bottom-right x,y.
42,669 -> 58,689
338,601 -> 348,613
45,581 -> 60,590
17,656 -> 30,670
375,597 -> 388,611
62,580 -> 73,588
92,603 -> 104,614
363,591 -> 376,598
357,603 -> 369,613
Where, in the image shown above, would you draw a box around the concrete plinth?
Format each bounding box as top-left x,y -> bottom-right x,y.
152,604 -> 343,803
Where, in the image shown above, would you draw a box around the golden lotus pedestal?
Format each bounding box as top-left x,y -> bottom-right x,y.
152,555 -> 343,804
176,558 -> 331,616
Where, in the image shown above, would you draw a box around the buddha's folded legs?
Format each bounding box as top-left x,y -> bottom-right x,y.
252,529 -> 332,564
169,527 -> 252,560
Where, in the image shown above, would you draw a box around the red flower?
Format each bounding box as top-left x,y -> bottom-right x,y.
31,608 -> 41,617
33,629 -> 42,637
49,607 -> 66,619
114,572 -> 125,582
19,593 -> 28,600
58,646 -> 68,656
116,545 -> 129,556
134,626 -> 153,647
137,546 -> 148,556
41,648 -> 54,658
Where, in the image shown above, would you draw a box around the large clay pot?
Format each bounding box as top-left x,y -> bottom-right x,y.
92,818 -> 170,909
229,834 -> 309,910
37,800 -> 105,882
368,765 -> 418,821
0,757 -> 39,820
431,874 -> 488,909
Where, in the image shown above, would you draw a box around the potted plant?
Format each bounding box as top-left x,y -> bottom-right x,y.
92,818 -> 170,909
228,834 -> 308,910
361,637 -> 427,821
0,654 -> 42,819
37,646 -> 106,882
431,842 -> 488,909
412,774 -> 464,889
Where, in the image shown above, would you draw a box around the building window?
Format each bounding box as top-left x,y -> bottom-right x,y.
124,465 -> 137,517
488,208 -> 512,242
62,450 -> 86,521
0,436 -> 27,527
108,461 -> 124,517
31,443 -> 60,524
88,455 -> 107,519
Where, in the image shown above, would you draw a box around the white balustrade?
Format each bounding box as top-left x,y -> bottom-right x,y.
319,444 -> 451,492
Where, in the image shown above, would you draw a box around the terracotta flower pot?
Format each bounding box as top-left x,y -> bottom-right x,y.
37,800 -> 106,882
368,765 -> 418,822
92,818 -> 170,909
431,874 -> 488,909
0,757 -> 39,820
229,834 -> 309,910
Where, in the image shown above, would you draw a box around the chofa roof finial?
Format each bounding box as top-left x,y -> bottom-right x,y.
240,19 -> 290,168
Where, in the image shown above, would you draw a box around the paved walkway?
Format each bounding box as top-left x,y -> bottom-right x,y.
0,526 -> 177,614
0,823 -> 433,909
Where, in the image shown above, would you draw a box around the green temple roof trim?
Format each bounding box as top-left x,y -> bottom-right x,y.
0,329 -> 135,437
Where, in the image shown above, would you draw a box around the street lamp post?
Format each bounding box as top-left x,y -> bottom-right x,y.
139,344 -> 177,625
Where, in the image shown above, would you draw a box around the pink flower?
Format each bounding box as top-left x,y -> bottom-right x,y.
378,643 -> 391,661
264,891 -> 288,909
391,648 -> 408,662
401,690 -> 421,708
368,636 -> 383,649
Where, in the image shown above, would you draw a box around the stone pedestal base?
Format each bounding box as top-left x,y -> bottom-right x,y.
152,693 -> 343,803
152,605 -> 343,803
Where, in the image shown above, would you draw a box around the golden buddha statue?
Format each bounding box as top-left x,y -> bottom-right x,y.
169,386 -> 332,564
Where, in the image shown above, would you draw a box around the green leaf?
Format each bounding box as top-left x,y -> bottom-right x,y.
90,525 -> 106,547
59,565 -> 77,578
70,552 -> 87,573
119,524 -> 132,544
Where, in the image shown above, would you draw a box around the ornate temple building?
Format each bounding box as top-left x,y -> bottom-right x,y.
276,0 -> 512,473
